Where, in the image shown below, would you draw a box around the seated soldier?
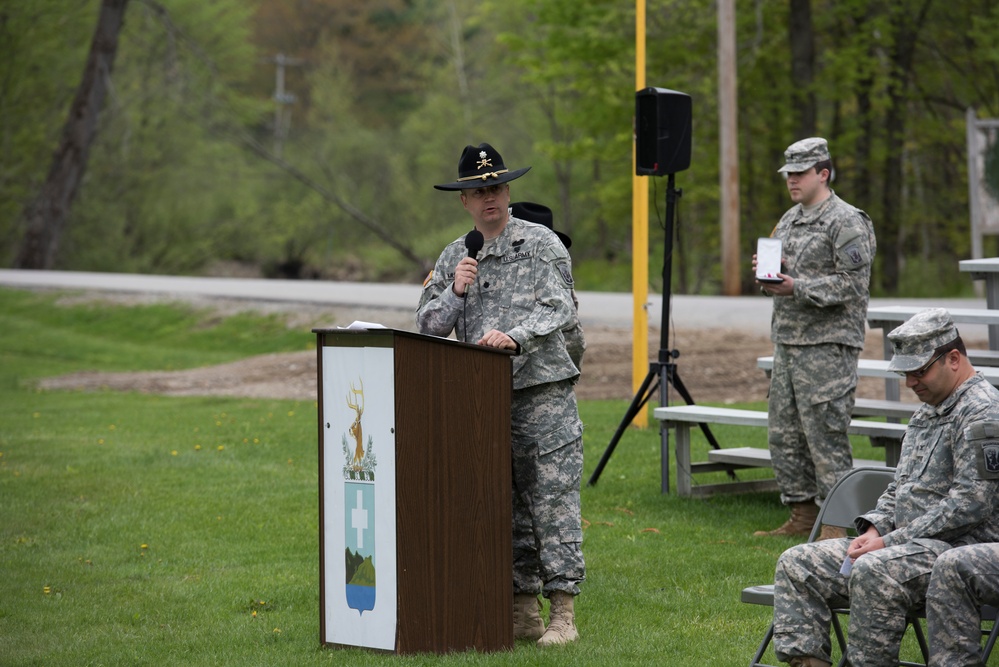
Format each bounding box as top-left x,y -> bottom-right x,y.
771,308 -> 999,667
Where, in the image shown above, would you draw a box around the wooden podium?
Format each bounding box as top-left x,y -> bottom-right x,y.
314,328 -> 513,654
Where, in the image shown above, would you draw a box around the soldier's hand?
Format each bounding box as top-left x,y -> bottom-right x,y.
452,257 -> 477,296
847,526 -> 885,560
761,274 -> 794,296
478,329 -> 517,351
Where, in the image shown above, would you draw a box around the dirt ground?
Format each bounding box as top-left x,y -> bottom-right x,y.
37,292 -> 942,406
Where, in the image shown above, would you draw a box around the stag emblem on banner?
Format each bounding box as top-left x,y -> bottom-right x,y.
343,379 -> 376,477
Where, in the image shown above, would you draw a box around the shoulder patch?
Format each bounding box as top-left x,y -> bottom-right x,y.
843,243 -> 863,266
554,259 -> 574,287
966,421 -> 999,479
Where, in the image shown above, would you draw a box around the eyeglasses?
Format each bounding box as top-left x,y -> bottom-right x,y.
895,351 -> 948,378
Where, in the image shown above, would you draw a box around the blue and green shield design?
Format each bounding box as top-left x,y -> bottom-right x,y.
344,479 -> 376,614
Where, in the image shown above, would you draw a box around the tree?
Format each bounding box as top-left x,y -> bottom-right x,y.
878,0 -> 933,292
788,0 -> 817,139
487,0 -> 639,265
250,0 -> 428,128
14,0 -> 129,269
7,0 -> 999,293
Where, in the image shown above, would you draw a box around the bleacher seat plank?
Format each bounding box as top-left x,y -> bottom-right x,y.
968,349 -> 999,366
653,404 -> 907,439
852,398 -> 917,420
706,446 -> 882,469
867,305 -> 999,330
652,404 -> 906,498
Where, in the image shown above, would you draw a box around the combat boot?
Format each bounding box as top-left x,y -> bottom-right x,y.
789,657 -> 831,667
753,501 -> 818,537
537,591 -> 579,646
817,525 -> 847,541
513,594 -> 545,640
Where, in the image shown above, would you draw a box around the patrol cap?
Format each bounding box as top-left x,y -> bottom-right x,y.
778,137 -> 831,173
886,308 -> 960,372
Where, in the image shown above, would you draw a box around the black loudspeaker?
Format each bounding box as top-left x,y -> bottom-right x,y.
635,87 -> 692,175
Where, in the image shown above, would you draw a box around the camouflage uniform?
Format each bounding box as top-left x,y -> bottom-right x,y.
926,542 -> 999,666
564,289 -> 586,373
768,187 -> 876,504
926,420 -> 999,666
417,215 -> 585,597
774,367 -> 999,666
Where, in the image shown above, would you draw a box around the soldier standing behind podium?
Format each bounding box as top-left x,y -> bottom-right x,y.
417,143 -> 584,646
753,137 -> 877,538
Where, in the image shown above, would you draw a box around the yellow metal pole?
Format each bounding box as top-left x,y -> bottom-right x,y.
631,0 -> 649,428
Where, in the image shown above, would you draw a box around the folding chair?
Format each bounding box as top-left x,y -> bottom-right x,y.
742,466 -> 895,667
743,466 -> 999,667
981,605 -> 999,662
905,599 -> 999,666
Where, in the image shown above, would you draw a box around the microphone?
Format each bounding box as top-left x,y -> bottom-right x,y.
465,229 -> 484,260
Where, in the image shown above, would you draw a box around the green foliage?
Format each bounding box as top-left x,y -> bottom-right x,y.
572,258 -> 634,293
486,0 -> 636,258
3,0 -> 999,294
6,0 -> 276,273
59,0 -> 271,274
0,0 -> 101,263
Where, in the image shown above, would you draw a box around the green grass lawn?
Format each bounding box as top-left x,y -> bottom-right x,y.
0,287 -> 936,666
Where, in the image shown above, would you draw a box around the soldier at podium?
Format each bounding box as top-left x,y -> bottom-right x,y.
418,142 -> 585,646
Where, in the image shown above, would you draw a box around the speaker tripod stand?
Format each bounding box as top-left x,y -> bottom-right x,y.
587,174 -> 733,493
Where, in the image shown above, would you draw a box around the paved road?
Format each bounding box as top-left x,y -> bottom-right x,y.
0,269 -> 989,337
